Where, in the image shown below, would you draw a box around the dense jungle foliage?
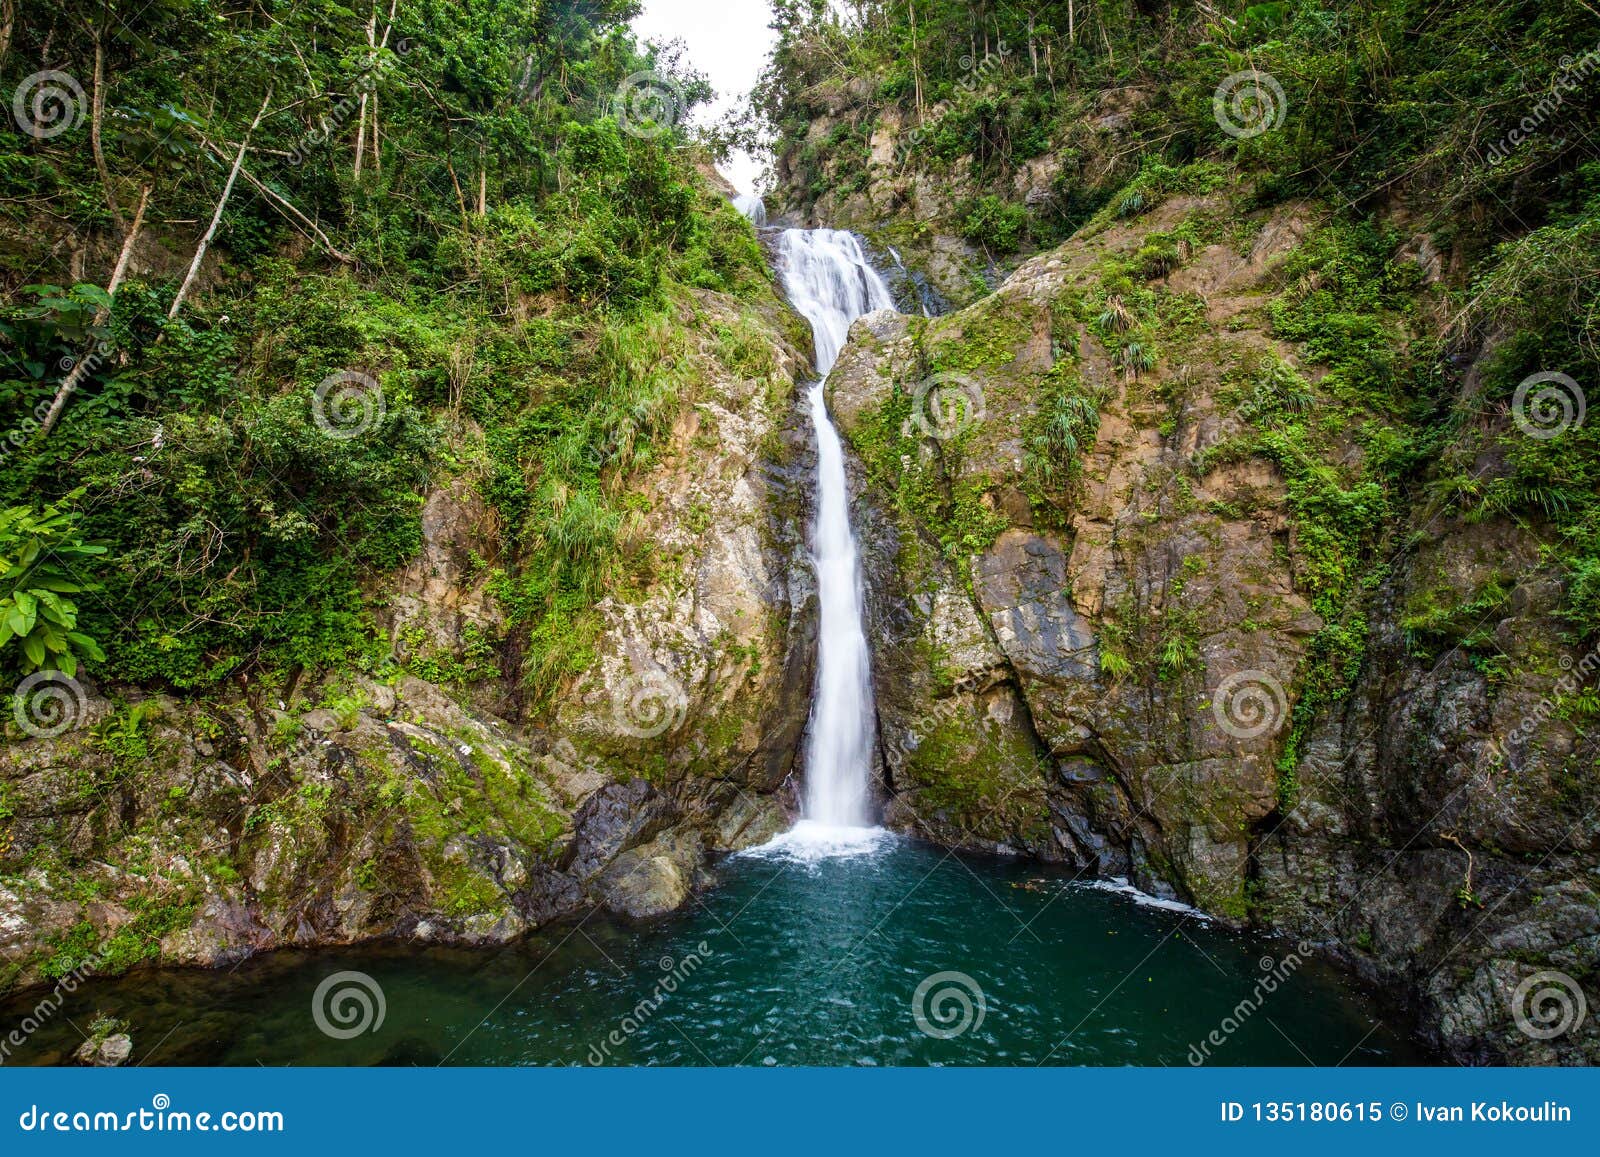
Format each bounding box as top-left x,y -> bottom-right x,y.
0,0 -> 774,701
754,0 -> 1600,652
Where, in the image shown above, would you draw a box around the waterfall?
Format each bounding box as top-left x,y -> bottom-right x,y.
767,229 -> 896,847
732,193 -> 768,227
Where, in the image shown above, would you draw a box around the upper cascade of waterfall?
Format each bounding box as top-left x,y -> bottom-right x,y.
773,229 -> 895,377
732,192 -> 768,227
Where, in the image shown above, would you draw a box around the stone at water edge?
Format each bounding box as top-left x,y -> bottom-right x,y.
74,1032 -> 133,1066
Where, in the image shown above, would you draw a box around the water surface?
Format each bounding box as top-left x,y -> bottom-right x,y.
0,836 -> 1425,1066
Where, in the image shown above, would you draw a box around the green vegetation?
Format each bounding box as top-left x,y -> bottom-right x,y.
1,0 -> 774,706
0,494 -> 106,677
759,1 -> 1600,832
959,194 -> 1029,255
760,1 -> 1599,283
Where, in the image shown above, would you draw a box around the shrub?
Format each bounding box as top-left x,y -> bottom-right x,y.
0,493 -> 106,677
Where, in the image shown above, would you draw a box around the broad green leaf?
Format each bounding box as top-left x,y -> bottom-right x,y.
74,284 -> 115,309
66,632 -> 106,662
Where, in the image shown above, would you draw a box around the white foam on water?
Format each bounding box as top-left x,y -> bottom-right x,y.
740,820 -> 897,865
1075,877 -> 1210,919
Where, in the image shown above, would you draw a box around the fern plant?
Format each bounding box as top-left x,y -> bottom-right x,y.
0,493 -> 107,677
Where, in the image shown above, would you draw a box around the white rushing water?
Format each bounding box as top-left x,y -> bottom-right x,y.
750,228 -> 896,858
731,192 -> 768,227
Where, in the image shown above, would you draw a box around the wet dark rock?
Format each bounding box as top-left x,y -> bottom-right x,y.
566,780 -> 678,882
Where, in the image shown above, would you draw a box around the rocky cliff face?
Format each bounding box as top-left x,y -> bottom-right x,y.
0,282 -> 816,990
824,186 -> 1599,1065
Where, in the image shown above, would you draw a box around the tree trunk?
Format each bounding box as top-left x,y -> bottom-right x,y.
369,0 -> 396,174
908,0 -> 922,117
476,138 -> 488,216
195,136 -> 355,263
168,90 -> 271,320
354,93 -> 368,177
0,0 -> 14,69
38,185 -> 150,437
91,36 -> 122,228
354,3 -> 376,177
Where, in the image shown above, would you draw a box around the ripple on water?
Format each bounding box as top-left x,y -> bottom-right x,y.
0,835 -> 1428,1066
